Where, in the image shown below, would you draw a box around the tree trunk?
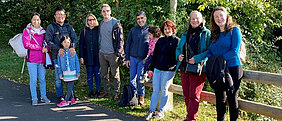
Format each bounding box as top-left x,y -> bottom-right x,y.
170,0 -> 177,21
114,0 -> 119,9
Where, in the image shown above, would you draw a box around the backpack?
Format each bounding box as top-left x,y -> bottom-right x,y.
9,33 -> 27,57
239,41 -> 246,63
230,28 -> 247,63
8,29 -> 36,75
119,85 -> 138,108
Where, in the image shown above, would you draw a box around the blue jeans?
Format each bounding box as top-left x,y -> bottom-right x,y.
129,56 -> 145,96
27,62 -> 47,100
54,59 -> 64,98
149,68 -> 175,112
86,65 -> 101,92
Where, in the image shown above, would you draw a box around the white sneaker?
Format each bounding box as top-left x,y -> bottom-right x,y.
41,97 -> 51,103
32,99 -> 38,106
154,111 -> 164,119
144,111 -> 154,120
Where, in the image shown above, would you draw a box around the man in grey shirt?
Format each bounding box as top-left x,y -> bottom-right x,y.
98,4 -> 125,100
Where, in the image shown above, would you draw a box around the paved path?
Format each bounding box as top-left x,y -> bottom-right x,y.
0,78 -> 144,121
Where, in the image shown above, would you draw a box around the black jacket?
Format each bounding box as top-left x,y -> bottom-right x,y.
46,21 -> 78,60
206,56 -> 234,91
79,27 -> 99,66
150,35 -> 179,71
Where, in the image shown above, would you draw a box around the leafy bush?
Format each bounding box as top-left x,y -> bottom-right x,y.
0,0 -> 281,120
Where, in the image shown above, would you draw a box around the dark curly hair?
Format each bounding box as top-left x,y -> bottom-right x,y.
210,6 -> 239,42
148,26 -> 161,38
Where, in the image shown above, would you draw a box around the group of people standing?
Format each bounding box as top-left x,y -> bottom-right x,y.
22,3 -> 243,121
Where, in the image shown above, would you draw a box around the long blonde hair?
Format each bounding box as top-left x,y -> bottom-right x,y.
85,14 -> 99,27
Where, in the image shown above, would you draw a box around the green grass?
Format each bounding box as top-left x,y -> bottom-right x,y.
0,44 -> 244,121
0,28 -> 280,121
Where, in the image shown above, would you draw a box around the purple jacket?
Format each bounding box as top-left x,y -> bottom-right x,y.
22,23 -> 47,63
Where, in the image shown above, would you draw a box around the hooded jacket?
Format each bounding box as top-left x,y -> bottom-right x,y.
22,23 -> 46,63
46,21 -> 78,60
98,18 -> 125,62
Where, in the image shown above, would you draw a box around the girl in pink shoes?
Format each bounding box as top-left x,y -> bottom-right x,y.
57,36 -> 80,107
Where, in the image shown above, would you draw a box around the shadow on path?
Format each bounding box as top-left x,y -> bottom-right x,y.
0,78 -> 144,121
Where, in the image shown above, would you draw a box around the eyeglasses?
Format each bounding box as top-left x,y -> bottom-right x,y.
137,17 -> 145,20
55,14 -> 65,16
87,19 -> 96,21
102,10 -> 110,13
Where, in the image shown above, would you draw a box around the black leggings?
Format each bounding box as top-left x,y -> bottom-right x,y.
65,81 -> 74,102
215,65 -> 243,121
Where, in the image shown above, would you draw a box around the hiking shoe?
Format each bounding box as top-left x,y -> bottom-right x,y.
57,100 -> 69,107
155,111 -> 164,119
70,98 -> 76,105
98,92 -> 109,98
59,96 -> 65,101
113,94 -> 119,101
88,91 -> 94,98
32,99 -> 38,106
144,111 -> 154,120
41,97 -> 51,103
74,95 -> 79,101
139,95 -> 144,105
94,91 -> 100,97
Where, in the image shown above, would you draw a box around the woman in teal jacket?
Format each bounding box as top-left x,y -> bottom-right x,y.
175,11 -> 210,121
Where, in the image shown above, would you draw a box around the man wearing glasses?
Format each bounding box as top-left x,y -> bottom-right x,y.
125,11 -> 149,105
98,4 -> 125,100
46,7 -> 78,101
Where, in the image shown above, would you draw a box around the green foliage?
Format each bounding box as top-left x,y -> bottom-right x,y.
0,0 -> 281,120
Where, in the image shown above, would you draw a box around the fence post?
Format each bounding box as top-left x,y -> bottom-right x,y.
163,81 -> 173,111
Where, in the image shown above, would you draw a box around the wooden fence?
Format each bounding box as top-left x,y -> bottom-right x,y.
143,70 -> 282,119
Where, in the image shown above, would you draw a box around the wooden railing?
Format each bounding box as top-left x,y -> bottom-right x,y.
143,70 -> 282,119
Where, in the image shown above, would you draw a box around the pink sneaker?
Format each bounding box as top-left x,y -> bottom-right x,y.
70,98 -> 76,105
57,100 -> 69,107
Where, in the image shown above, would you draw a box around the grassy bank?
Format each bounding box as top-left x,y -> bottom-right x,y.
1,28 -> 280,121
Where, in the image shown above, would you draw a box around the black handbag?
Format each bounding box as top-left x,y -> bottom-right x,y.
185,63 -> 204,75
184,34 -> 204,75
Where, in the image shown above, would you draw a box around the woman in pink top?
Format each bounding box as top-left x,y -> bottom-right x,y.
140,26 -> 161,83
22,12 -> 50,106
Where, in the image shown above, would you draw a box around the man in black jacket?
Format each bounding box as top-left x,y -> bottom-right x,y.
98,4 -> 125,100
46,7 -> 78,101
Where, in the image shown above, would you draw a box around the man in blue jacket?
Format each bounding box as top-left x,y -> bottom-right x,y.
46,7 -> 78,101
125,11 -> 149,105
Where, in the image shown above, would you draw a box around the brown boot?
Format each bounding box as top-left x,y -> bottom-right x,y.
139,95 -> 144,105
98,92 -> 109,98
113,94 -> 119,101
